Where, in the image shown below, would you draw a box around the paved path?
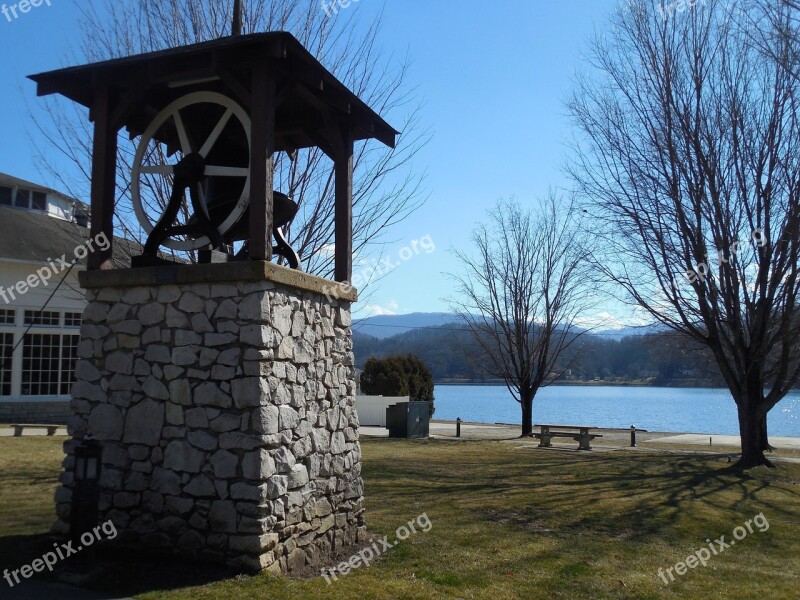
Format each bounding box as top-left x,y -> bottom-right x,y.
361,421 -> 800,462
360,421 -> 519,439
362,421 -> 680,443
649,433 -> 800,450
0,427 -> 67,437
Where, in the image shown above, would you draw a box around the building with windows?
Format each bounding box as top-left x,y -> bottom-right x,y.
0,172 -> 114,423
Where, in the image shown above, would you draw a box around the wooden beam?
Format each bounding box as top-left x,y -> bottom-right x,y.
232,0 -> 242,36
248,62 -> 275,262
88,86 -> 118,271
219,69 -> 252,108
334,128 -> 354,283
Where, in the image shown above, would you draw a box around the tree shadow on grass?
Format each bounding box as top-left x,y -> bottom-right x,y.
364,441 -> 800,545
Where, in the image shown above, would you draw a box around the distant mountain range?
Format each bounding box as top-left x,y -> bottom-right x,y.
352,312 -> 659,341
591,325 -> 664,340
352,312 -> 460,339
351,313 -> 717,385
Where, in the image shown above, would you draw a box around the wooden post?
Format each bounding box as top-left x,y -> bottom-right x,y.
334,130 -> 354,283
232,0 -> 242,36
88,86 -> 117,271
248,62 -> 275,262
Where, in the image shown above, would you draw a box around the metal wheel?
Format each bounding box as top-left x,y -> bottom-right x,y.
131,92 -> 252,251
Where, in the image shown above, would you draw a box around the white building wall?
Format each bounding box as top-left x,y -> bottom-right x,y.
0,259 -> 85,311
355,395 -> 409,427
46,195 -> 76,221
0,258 -> 86,405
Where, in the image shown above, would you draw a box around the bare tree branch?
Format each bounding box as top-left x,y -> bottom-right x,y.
567,0 -> 800,468
27,0 -> 430,279
448,195 -> 594,437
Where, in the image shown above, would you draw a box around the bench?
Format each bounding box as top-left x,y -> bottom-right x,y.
12,424 -> 60,437
532,424 -> 603,451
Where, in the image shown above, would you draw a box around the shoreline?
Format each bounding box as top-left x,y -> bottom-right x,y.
429,419 -> 800,440
434,381 -> 727,388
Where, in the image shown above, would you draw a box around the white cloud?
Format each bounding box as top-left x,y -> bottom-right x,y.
575,311 -> 627,330
575,309 -> 653,330
357,301 -> 400,318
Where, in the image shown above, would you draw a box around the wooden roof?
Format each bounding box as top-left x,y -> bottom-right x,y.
28,32 -> 398,153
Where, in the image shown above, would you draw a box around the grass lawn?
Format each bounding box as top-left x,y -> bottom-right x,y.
0,435 -> 798,599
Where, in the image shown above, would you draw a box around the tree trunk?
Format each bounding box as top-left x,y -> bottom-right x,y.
520,390 -> 534,437
759,414 -> 775,452
736,402 -> 775,469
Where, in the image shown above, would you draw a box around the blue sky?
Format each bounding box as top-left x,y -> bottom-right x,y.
0,0 -> 624,321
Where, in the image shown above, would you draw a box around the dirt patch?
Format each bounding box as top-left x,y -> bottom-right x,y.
287,531 -> 390,580
475,508 -> 553,533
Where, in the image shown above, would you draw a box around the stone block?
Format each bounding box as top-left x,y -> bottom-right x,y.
88,404 -> 123,441
207,500 -> 237,533
266,476 -> 288,499
123,399 -> 164,446
210,412 -> 242,433
210,449 -> 238,479
142,376 -> 170,401
251,407 -> 279,437
242,449 -> 276,481
184,474 -> 216,497
163,441 -> 205,473
188,430 -> 218,452
194,382 -> 231,408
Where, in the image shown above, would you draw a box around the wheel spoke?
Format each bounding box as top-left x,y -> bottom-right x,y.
173,110 -> 192,154
140,165 -> 175,175
199,109 -> 234,158
194,184 -> 210,220
204,166 -> 249,177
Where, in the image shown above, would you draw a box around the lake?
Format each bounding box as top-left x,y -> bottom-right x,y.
432,385 -> 800,437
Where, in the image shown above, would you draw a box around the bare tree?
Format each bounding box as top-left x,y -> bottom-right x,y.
448,195 -> 593,437
567,0 -> 800,468
28,0 -> 429,277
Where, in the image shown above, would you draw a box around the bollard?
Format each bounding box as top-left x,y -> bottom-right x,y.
630,425 -> 636,448
456,417 -> 462,438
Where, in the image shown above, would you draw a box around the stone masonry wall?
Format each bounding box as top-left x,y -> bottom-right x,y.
53,278 -> 365,573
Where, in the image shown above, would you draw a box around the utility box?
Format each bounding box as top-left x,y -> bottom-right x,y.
386,402 -> 430,439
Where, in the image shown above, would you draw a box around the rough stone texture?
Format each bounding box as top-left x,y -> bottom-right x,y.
55,277 -> 364,574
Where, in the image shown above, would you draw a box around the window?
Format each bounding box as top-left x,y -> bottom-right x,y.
14,189 -> 29,209
31,191 -> 47,211
3,311 -> 80,397
22,334 -> 60,396
21,333 -> 78,396
59,335 -> 79,395
0,333 -> 12,396
0,186 -> 11,206
24,310 -> 60,327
